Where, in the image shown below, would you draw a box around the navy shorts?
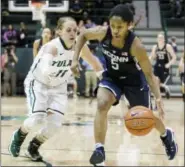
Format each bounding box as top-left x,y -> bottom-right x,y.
97,73 -> 151,108
154,65 -> 170,84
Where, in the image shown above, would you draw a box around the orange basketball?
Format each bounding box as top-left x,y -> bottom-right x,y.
124,106 -> 155,136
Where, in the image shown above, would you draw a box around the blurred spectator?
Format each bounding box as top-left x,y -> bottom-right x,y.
1,48 -> 7,73
82,11 -> 89,21
33,28 -> 52,57
2,47 -> 18,96
95,0 -> 104,8
69,0 -> 84,21
1,25 -> 7,44
84,1 -> 94,15
67,75 -> 78,98
102,21 -> 108,26
95,0 -> 104,24
85,19 -> 96,29
18,22 -> 28,47
170,0 -> 182,18
69,0 -> 83,16
3,24 -> 18,46
170,36 -> 178,53
1,0 -> 9,16
82,49 -> 98,97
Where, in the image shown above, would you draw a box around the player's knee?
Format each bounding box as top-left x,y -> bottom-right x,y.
39,113 -> 63,140
23,113 -> 46,132
97,98 -> 111,113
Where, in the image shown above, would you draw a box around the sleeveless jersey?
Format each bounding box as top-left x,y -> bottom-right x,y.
100,27 -> 147,87
155,44 -> 170,66
26,37 -> 74,87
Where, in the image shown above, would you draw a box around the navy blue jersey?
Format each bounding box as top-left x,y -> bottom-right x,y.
155,44 -> 170,66
100,27 -> 147,87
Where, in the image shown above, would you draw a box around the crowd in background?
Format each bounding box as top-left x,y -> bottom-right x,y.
1,0 -> 184,97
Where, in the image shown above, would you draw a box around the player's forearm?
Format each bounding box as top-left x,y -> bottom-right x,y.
90,58 -> 104,73
145,73 -> 162,100
73,34 -> 87,61
41,53 -> 53,76
168,57 -> 176,67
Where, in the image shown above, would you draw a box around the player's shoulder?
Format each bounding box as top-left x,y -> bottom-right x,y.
166,43 -> 172,49
42,39 -> 58,55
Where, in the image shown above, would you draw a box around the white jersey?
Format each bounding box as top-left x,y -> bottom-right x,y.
25,37 -> 74,87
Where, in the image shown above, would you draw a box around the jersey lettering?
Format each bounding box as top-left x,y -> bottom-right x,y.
157,52 -> 165,60
52,60 -> 72,67
55,70 -> 68,77
102,48 -> 129,63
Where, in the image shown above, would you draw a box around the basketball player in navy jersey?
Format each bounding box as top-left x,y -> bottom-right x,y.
150,32 -> 176,99
33,28 -> 52,57
71,4 -> 178,165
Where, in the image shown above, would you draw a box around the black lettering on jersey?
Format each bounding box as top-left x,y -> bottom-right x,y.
67,60 -> 72,66
52,61 -> 58,66
57,61 -> 64,67
52,60 -> 72,67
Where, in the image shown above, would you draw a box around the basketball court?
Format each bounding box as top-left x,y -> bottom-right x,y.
1,97 -> 184,166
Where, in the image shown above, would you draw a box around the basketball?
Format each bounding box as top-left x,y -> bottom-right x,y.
124,106 -> 155,136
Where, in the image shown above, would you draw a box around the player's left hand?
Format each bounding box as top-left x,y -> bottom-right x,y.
165,63 -> 170,69
156,99 -> 165,120
71,60 -> 80,78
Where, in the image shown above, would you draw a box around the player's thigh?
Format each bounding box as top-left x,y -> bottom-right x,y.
124,86 -> 151,109
24,80 -> 48,115
47,84 -> 68,115
163,71 -> 170,84
98,77 -> 122,106
47,93 -> 67,116
154,67 -> 164,83
97,87 -> 117,111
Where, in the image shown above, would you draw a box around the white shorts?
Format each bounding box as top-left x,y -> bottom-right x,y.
24,79 -> 68,116
67,75 -> 76,84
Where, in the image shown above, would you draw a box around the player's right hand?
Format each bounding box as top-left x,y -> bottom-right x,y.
71,60 -> 80,78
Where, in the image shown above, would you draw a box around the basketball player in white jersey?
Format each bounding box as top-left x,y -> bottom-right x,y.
9,17 -> 103,161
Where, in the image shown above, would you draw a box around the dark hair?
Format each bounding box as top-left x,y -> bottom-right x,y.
109,4 -> 134,23
127,3 -> 135,15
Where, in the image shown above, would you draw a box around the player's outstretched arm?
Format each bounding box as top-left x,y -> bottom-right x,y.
71,26 -> 107,77
80,44 -> 104,78
131,37 -> 164,119
165,44 -> 176,68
